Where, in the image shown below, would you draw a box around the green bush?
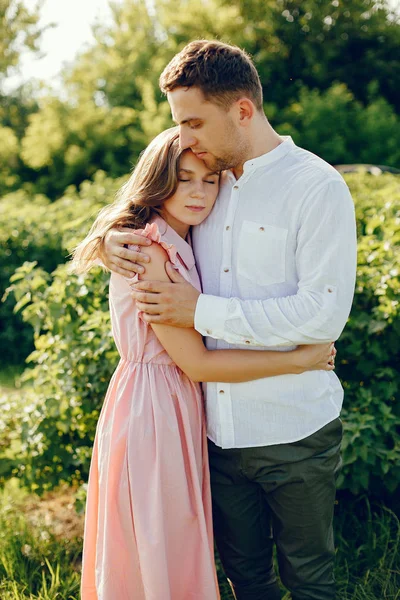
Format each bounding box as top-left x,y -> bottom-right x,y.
0,171 -> 120,366
2,172 -> 399,497
1,262 -> 117,491
0,171 -> 121,489
335,173 -> 400,495
0,192 -> 64,365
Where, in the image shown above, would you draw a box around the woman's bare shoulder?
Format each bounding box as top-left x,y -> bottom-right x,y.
139,242 -> 170,282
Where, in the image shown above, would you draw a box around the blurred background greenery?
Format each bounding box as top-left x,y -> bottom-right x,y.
0,0 -> 399,598
1,0 -> 399,199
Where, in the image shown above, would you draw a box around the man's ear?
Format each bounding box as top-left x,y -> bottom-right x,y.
237,98 -> 255,126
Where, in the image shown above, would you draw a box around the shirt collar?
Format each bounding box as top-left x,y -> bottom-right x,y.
153,215 -> 195,270
240,136 -> 295,176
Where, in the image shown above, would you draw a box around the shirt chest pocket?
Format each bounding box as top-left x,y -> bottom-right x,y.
237,220 -> 288,286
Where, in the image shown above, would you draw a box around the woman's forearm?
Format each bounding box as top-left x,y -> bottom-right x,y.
189,348 -> 302,383
151,323 -> 333,384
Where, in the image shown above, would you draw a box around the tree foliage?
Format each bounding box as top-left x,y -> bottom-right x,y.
0,0 -> 396,199
0,0 -> 42,79
0,1 -> 42,193
276,83 -> 400,167
229,0 -> 400,110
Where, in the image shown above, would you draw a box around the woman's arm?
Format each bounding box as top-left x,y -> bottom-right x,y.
137,242 -> 335,383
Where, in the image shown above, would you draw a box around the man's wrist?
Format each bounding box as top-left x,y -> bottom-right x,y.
194,294 -> 229,337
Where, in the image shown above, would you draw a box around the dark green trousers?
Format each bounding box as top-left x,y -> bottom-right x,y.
208,418 -> 343,600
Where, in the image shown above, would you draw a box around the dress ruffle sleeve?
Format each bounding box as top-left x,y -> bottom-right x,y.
128,222 -> 178,265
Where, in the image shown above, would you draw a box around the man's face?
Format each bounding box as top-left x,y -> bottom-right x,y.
167,86 -> 248,172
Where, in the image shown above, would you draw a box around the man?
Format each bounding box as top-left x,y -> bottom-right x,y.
100,40 -> 357,600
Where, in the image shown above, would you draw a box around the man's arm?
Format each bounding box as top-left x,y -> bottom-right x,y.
195,179 -> 357,346
140,242 -> 337,381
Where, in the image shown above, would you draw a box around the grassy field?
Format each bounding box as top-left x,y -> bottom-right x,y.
0,479 -> 399,600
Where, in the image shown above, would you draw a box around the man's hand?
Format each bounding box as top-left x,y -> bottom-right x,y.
132,262 -> 200,327
99,227 -> 152,277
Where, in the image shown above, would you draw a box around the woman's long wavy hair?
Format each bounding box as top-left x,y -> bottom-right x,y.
70,127 -> 182,274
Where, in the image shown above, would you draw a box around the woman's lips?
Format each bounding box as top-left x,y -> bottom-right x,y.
186,206 -> 205,212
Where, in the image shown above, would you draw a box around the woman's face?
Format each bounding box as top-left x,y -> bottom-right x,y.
162,150 -> 219,238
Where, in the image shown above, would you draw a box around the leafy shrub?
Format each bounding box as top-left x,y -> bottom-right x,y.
335,172 -> 400,494
0,171 -> 120,366
0,192 -> 64,365
2,172 -> 399,497
2,262 -> 117,491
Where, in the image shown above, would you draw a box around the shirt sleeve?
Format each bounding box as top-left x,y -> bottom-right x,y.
194,179 -> 357,347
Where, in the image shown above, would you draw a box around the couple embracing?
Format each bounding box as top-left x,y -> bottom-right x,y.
72,40 -> 357,600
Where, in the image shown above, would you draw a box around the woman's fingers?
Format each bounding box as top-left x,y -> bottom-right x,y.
329,343 -> 337,367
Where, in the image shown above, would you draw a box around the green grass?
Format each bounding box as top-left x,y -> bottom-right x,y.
0,481 -> 398,599
333,495 -> 400,599
0,481 -> 81,599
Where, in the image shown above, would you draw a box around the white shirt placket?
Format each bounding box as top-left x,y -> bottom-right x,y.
216,174 -> 241,447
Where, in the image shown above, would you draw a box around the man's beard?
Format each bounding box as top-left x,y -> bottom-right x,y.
201,121 -> 249,172
203,153 -> 238,172
203,131 -> 249,172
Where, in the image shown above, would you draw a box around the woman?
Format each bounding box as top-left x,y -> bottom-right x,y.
71,127 -> 336,600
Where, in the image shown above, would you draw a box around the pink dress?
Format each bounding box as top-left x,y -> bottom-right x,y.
80,216 -> 219,600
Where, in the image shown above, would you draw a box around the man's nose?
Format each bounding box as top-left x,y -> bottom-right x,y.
179,128 -> 196,150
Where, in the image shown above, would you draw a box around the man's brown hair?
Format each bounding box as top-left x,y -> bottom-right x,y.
159,40 -> 263,112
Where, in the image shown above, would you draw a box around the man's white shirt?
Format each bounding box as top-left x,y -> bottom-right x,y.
192,136 -> 357,449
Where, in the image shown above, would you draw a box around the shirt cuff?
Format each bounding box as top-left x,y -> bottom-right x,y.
194,294 -> 230,338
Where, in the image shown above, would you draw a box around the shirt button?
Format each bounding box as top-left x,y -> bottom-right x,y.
259,227 -> 265,231
245,340 -> 251,344
328,288 -> 333,293
219,390 -> 225,394
205,329 -> 211,335
226,226 -> 230,231
233,185 -> 239,189
223,268 -> 230,273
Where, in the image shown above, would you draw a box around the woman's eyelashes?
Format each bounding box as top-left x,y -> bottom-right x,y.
178,178 -> 216,184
